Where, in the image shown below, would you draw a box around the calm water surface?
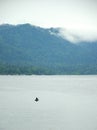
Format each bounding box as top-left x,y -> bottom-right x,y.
0,75 -> 97,130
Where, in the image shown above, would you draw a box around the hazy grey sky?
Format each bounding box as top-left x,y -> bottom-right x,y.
0,0 -> 97,42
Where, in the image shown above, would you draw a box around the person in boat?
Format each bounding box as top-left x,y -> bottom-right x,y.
35,97 -> 39,102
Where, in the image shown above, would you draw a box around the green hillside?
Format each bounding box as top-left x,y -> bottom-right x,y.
0,24 -> 97,74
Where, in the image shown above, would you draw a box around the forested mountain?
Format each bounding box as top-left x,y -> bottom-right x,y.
0,23 -> 97,74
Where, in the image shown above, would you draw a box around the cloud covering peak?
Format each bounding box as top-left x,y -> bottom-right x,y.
50,28 -> 97,43
0,0 -> 97,44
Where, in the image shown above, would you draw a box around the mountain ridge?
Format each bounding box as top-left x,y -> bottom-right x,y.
0,23 -> 97,74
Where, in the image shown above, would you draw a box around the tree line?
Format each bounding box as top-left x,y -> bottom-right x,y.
0,63 -> 97,75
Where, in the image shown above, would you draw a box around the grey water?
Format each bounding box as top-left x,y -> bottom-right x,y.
0,75 -> 97,130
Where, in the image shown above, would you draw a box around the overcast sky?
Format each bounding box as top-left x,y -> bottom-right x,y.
0,0 -> 97,42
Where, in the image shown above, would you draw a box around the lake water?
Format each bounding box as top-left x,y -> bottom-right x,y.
0,75 -> 97,130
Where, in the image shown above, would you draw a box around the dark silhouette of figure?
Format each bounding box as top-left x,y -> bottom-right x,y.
35,97 -> 39,102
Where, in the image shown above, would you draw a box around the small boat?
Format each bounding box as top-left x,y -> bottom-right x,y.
35,97 -> 39,102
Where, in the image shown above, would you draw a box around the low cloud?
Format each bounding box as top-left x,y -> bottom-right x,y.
50,28 -> 97,43
59,28 -> 97,43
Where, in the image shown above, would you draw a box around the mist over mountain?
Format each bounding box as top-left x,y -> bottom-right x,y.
0,24 -> 97,74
